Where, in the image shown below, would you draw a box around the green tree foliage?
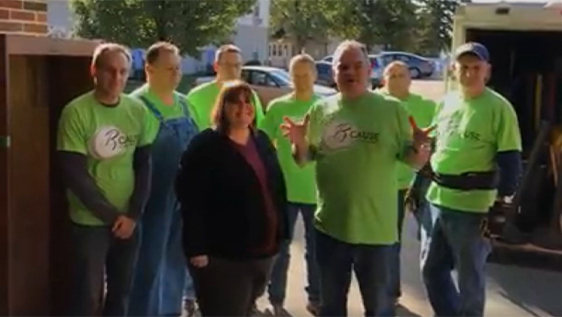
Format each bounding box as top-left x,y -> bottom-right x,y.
415,0 -> 462,55
270,0 -> 336,54
326,0 -> 418,52
71,0 -> 256,56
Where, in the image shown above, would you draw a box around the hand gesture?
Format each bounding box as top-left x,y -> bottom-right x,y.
409,116 -> 436,151
280,115 -> 310,147
112,215 -> 136,239
190,255 -> 209,268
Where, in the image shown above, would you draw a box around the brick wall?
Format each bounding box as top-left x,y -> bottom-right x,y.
0,0 -> 47,35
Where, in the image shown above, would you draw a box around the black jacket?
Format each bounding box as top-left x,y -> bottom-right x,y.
175,128 -> 288,260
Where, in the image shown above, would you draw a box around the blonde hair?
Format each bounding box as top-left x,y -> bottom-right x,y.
383,61 -> 409,76
289,53 -> 316,74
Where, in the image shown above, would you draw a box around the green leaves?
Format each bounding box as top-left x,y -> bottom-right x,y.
71,0 -> 256,56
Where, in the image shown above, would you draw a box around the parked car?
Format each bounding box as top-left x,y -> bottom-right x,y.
315,61 -> 336,88
192,66 -> 337,108
320,54 -> 383,88
241,66 -> 337,108
376,51 -> 435,78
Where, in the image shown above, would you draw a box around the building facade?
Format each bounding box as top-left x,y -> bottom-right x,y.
0,0 -> 48,35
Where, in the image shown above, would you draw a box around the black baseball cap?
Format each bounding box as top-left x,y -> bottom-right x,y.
454,42 -> 490,62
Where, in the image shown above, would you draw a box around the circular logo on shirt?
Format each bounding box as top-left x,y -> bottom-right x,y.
89,126 -> 127,160
321,119 -> 358,151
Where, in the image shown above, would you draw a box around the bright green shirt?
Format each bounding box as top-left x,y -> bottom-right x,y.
57,92 -> 158,226
130,84 -> 187,126
427,88 -> 522,213
379,91 -> 437,189
260,94 -> 319,204
307,91 -> 413,245
186,81 -> 264,130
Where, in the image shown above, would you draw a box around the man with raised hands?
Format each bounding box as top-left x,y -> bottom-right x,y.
281,40 -> 433,317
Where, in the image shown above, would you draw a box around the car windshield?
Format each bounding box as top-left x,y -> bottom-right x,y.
269,69 -> 291,87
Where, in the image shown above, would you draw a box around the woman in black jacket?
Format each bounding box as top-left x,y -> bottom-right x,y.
175,80 -> 288,316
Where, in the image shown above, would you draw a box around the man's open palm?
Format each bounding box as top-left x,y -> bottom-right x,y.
281,115 -> 309,146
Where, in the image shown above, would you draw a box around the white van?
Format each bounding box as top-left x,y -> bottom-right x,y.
449,1 -> 562,265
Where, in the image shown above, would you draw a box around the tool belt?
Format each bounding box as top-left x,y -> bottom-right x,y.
421,165 -> 500,191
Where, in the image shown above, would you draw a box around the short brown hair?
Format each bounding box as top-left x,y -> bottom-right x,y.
91,42 -> 131,68
145,41 -> 180,65
211,80 -> 255,133
215,44 -> 242,63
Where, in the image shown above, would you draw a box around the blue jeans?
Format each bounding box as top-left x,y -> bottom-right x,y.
268,203 -> 320,305
421,204 -> 492,317
388,189 -> 407,301
315,229 -> 393,317
69,224 -> 139,316
389,176 -> 432,302
129,207 -> 193,316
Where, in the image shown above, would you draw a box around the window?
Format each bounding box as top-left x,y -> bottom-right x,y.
397,54 -> 410,62
381,54 -> 393,66
250,71 -> 268,86
316,63 -> 331,76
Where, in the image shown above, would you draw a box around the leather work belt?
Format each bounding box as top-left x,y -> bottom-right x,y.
420,165 -> 500,191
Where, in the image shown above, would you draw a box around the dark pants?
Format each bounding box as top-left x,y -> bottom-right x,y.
387,189 -> 408,302
190,256 -> 274,316
268,203 -> 320,306
421,204 -> 492,317
69,224 -> 139,316
315,229 -> 393,317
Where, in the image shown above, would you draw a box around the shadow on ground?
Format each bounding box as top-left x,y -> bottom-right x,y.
487,264 -> 562,316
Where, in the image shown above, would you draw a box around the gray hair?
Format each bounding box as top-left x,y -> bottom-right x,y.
331,40 -> 369,68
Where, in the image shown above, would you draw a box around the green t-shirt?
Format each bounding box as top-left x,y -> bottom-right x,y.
260,94 -> 319,204
186,81 -> 264,130
378,91 -> 437,189
130,84 -> 187,125
307,91 -> 413,245
427,88 -> 522,213
57,91 -> 158,226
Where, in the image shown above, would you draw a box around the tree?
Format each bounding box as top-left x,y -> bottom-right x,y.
414,0 -> 462,55
269,0 -> 337,54
71,0 -> 256,56
328,0 -> 418,52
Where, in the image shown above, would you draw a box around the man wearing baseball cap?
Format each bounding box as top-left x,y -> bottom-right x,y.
420,42 -> 522,316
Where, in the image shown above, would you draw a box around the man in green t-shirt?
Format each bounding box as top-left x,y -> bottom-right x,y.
128,42 -> 199,317
282,40 -> 433,317
421,43 -> 522,317
186,44 -> 264,130
377,61 -> 437,307
260,54 -> 321,316
57,43 -> 157,316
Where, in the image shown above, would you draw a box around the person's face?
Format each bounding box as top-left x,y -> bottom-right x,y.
146,50 -> 182,89
92,51 -> 130,97
225,91 -> 255,129
384,65 -> 411,96
215,52 -> 242,81
333,48 -> 371,98
291,61 -> 316,93
454,54 -> 490,89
